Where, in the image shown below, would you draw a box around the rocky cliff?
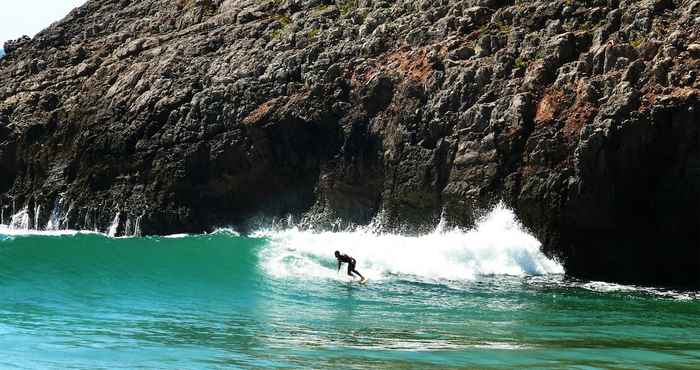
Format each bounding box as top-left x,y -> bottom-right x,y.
1,0 -> 699,285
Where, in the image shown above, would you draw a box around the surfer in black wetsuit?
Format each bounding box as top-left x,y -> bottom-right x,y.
335,251 -> 365,280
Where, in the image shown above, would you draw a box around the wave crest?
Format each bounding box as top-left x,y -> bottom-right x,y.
254,203 -> 563,282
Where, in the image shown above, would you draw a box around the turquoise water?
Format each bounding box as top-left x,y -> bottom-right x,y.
1,208 -> 699,369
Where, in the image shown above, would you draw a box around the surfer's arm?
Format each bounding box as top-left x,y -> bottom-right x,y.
337,260 -> 341,271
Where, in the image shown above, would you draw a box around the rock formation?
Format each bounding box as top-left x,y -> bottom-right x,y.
1,0 -> 699,285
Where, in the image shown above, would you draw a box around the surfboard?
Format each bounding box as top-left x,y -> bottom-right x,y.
345,276 -> 368,285
339,271 -> 367,285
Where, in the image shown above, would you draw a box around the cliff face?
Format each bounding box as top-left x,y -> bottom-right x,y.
1,0 -> 699,284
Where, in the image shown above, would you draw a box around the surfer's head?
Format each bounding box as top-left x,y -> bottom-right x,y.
334,251 -> 340,258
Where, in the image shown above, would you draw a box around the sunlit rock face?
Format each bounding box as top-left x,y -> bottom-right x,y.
1,0 -> 699,285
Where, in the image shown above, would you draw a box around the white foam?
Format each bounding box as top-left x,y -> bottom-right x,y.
582,281 -> 638,293
163,233 -> 191,239
215,228 -> 242,236
580,280 -> 698,300
0,225 -> 87,237
254,203 -> 563,283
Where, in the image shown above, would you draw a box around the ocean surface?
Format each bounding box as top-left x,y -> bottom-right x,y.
1,206 -> 699,369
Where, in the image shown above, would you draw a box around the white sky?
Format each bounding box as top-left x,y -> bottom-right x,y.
0,0 -> 87,47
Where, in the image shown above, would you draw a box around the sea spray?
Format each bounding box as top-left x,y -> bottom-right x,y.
254,203 -> 563,282
34,204 -> 41,231
121,214 -> 144,237
1,201 -> 147,238
83,208 -> 92,231
133,214 -> 143,237
9,207 -> 30,230
107,211 -> 121,237
124,218 -> 133,237
46,197 -> 63,230
62,201 -> 75,229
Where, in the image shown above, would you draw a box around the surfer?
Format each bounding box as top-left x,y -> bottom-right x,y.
335,251 -> 365,281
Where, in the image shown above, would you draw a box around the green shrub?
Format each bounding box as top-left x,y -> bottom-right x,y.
630,38 -> 645,48
496,22 -> 511,34
272,14 -> 291,26
339,0 -> 357,16
307,28 -> 320,39
514,57 -> 528,69
269,15 -> 291,40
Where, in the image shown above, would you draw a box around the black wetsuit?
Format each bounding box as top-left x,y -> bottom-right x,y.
336,253 -> 364,279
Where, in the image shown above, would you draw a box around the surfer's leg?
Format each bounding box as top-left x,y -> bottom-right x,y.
349,260 -> 364,279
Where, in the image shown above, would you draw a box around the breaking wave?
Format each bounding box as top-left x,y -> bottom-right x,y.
0,202 -> 563,284
254,203 -> 563,282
